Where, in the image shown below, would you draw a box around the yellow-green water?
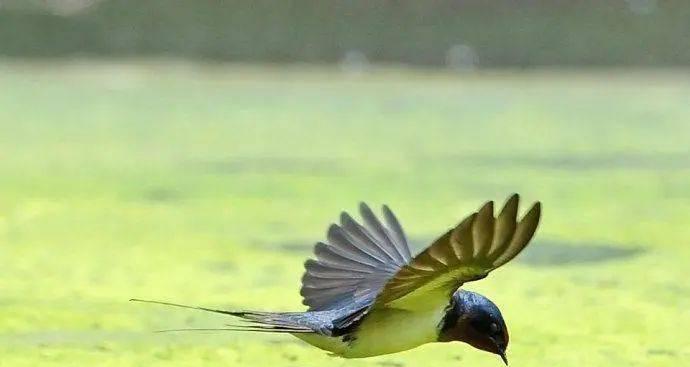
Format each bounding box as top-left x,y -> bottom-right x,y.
1,62 -> 688,366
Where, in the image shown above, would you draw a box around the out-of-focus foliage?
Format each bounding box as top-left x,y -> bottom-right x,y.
1,0 -> 689,67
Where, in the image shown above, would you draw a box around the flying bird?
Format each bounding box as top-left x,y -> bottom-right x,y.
132,194 -> 541,365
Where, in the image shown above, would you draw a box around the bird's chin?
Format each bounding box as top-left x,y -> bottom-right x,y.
492,340 -> 508,365
465,339 -> 496,354
462,339 -> 507,365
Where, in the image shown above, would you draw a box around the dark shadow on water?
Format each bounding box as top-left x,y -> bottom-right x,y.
141,188 -> 183,202
647,349 -> 677,357
273,241 -> 315,254
273,238 -> 644,267
205,261 -> 237,273
377,361 -> 405,367
518,240 -> 644,266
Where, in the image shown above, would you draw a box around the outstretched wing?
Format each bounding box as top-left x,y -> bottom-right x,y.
301,203 -> 413,311
373,194 -> 541,310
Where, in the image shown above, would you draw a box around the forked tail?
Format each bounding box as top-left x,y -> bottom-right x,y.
130,298 -> 314,333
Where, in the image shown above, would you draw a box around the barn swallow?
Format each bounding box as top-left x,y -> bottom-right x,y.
132,194 -> 541,365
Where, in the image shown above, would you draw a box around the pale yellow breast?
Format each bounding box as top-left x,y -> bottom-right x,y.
294,305 -> 445,359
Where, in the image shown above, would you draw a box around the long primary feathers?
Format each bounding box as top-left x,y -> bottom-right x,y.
373,194 -> 541,308
300,203 -> 412,311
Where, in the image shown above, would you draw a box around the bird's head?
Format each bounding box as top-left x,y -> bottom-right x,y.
438,290 -> 509,365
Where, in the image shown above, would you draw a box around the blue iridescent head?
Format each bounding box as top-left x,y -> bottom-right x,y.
439,290 -> 510,365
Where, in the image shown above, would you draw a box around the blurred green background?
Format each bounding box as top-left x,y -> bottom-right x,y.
1,1 -> 689,367
2,0 -> 690,66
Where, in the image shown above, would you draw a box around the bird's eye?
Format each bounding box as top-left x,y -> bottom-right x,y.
489,322 -> 499,334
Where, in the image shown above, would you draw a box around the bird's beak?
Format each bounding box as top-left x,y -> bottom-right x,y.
498,350 -> 508,365
491,338 -> 508,365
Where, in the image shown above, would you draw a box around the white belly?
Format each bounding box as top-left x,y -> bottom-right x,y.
294,305 -> 445,358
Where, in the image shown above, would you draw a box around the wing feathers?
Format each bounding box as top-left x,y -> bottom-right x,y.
339,212 -> 398,265
300,276 -> 363,288
359,203 -> 408,264
493,202 -> 541,267
302,260 -> 371,278
489,194 -> 519,257
472,201 -> 495,258
301,195 -> 540,317
382,205 -> 413,260
312,243 -> 379,272
301,203 -> 413,311
452,213 -> 476,262
373,194 -> 541,308
326,225 -> 386,267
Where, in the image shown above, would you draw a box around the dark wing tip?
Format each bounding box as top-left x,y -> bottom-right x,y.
339,211 -> 348,223
381,203 -> 412,261
479,200 -> 494,214
533,201 -> 542,213
327,223 -> 340,233
491,198 -> 542,267
472,200 -> 495,257
522,201 -> 541,224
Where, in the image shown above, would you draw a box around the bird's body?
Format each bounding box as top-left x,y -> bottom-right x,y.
133,194 -> 541,364
295,300 -> 447,358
